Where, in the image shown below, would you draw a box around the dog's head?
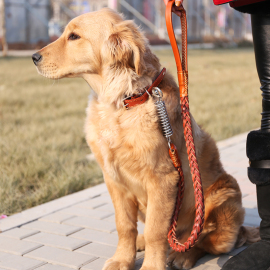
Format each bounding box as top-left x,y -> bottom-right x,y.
32,8 -> 147,80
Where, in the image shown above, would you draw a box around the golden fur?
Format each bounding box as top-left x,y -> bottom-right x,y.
34,8 -> 259,270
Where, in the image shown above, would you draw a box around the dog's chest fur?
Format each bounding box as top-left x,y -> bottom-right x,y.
84,94 -> 175,192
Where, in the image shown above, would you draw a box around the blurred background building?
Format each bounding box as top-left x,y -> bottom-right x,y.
0,0 -> 252,50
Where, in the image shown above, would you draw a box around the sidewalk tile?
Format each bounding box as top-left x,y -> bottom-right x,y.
24,232 -> 90,251
63,217 -> 116,233
81,258 -> 107,270
24,246 -> 97,269
203,266 -> 221,270
94,204 -> 115,213
0,213 -> 36,232
16,184 -> 108,225
103,215 -> 115,223
39,213 -> 75,224
35,264 -> 73,270
76,197 -> 112,210
22,221 -> 82,236
191,265 -> 209,270
0,236 -> 43,255
0,251 -> 46,270
76,201 -> 107,210
58,207 -> 113,219
1,228 -> 39,240
197,254 -> 230,267
100,192 -> 111,197
70,229 -> 118,247
243,215 -> 261,227
75,243 -> 115,258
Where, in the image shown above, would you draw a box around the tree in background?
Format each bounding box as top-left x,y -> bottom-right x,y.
0,0 -> 8,56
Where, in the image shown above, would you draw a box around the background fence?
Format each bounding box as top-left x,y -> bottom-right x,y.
0,0 -> 252,50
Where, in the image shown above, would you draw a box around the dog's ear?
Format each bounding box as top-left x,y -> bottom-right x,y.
103,21 -> 146,76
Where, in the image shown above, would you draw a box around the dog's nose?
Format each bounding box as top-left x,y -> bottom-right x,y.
32,53 -> 42,66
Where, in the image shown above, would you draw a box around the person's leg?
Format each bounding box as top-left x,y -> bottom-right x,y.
222,13 -> 270,270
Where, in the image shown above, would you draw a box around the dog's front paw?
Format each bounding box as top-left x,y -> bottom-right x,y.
102,258 -> 134,270
167,247 -> 204,270
140,266 -> 166,270
167,252 -> 192,270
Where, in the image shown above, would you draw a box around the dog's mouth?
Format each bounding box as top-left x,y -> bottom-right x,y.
35,61 -> 78,80
36,65 -> 60,80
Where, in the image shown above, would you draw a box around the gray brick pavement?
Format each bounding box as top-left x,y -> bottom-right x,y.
0,251 -> 46,270
35,264 -> 73,270
58,207 -> 114,220
24,246 -> 97,269
76,198 -> 112,210
22,221 -> 83,236
63,217 -> 116,233
1,228 -> 39,240
39,213 -> 76,224
0,132 -> 262,269
0,236 -> 42,256
75,243 -> 116,259
24,232 -> 90,251
70,229 -> 118,247
81,258 -> 107,270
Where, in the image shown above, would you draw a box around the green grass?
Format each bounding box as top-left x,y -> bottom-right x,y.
157,48 -> 261,139
0,48 -> 261,215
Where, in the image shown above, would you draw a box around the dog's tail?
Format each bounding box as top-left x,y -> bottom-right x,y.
235,226 -> 260,248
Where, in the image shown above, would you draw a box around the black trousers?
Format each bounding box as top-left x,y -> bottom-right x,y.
246,14 -> 270,187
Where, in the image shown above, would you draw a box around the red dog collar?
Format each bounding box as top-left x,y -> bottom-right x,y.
123,68 -> 166,109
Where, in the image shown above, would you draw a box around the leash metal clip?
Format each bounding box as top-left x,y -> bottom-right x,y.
153,87 -> 174,146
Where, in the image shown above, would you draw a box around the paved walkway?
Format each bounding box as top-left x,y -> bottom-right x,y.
0,132 -> 260,270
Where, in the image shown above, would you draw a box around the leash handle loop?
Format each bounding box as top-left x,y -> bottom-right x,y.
166,0 -> 188,97
166,0 -> 205,253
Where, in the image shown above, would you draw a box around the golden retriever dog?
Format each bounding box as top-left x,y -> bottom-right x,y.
32,8 -> 259,270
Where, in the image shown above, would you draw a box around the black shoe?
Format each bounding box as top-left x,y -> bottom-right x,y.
222,184 -> 270,270
222,240 -> 270,270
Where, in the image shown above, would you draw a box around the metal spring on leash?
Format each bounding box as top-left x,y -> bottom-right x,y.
152,87 -> 173,140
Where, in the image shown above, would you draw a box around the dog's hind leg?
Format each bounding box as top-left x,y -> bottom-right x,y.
198,175 -> 246,257
102,173 -> 138,270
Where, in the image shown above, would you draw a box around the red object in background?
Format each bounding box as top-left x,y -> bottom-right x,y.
213,0 -> 266,6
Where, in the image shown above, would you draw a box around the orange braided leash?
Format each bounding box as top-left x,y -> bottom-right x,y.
166,0 -> 205,252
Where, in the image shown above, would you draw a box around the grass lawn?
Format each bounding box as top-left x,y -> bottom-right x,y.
0,48 -> 261,215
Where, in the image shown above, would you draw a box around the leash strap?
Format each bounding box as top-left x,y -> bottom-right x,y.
166,0 -> 205,252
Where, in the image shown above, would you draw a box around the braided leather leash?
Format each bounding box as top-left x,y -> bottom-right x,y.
166,0 -> 205,252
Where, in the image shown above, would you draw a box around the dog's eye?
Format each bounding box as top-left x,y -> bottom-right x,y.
68,33 -> 80,41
